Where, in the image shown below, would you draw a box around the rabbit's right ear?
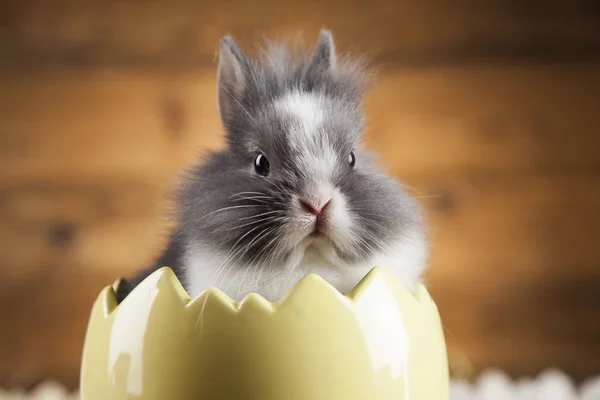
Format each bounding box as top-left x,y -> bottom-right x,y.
217,36 -> 248,125
309,29 -> 336,71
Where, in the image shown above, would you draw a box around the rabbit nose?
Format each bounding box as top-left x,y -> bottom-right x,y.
299,198 -> 331,216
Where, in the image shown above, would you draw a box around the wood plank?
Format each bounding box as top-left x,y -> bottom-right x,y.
0,183 -> 170,283
0,270 -> 115,390
0,68 -> 223,185
415,171 -> 600,280
0,217 -> 169,282
365,62 -> 600,174
414,171 -> 600,381
0,0 -> 599,67
432,274 -> 600,380
0,62 -> 598,187
0,183 -> 164,227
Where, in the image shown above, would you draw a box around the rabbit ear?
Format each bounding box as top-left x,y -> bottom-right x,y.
217,36 -> 248,125
309,29 -> 336,70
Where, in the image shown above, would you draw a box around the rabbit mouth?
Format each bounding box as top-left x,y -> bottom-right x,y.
297,232 -> 350,262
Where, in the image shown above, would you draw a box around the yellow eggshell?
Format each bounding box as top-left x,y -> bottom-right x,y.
80,267 -> 449,399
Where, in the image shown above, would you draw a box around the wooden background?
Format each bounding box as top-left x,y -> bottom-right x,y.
1,0 -> 599,390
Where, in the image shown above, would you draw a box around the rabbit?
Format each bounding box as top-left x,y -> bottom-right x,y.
115,30 -> 428,304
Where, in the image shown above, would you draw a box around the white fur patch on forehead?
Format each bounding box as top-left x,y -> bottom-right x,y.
275,91 -> 338,181
274,91 -> 325,142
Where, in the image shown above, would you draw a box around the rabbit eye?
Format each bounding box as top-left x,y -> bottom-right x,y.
348,151 -> 356,168
254,153 -> 270,176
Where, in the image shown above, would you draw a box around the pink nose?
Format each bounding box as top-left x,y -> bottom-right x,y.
300,198 -> 331,216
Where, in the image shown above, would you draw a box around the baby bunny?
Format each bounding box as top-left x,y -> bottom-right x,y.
116,30 -> 428,303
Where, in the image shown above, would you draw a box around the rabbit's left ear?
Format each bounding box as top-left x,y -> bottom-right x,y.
217,35 -> 248,125
309,29 -> 336,70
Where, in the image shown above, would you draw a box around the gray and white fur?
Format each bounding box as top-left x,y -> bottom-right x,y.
116,30 -> 428,303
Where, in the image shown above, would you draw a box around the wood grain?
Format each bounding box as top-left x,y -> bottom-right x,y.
418,171 -> 600,280
1,0 -> 599,67
0,184 -> 170,284
366,63 -> 600,174
1,62 -> 598,186
0,68 -> 222,185
433,272 -> 600,379
0,270 -> 116,390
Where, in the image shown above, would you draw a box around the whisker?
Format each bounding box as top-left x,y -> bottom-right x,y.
206,222 -> 276,299
222,88 -> 258,125
232,195 -> 271,200
231,196 -> 285,206
223,226 -> 277,296
233,228 -> 284,299
363,232 -> 390,254
397,183 -> 423,197
350,210 -> 389,219
203,204 -> 262,219
354,235 -> 377,257
231,197 -> 273,204
239,210 -> 282,221
263,176 -> 287,193
221,123 -> 247,135
230,191 -> 269,198
226,216 -> 285,231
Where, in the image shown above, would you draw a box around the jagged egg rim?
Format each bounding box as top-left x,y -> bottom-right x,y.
99,266 -> 435,318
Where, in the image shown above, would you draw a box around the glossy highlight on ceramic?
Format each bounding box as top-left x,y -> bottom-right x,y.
80,267 -> 449,400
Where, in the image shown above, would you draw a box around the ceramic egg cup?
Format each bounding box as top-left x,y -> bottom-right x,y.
80,267 -> 449,399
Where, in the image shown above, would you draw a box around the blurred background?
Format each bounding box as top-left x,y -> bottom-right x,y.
0,0 -> 599,394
